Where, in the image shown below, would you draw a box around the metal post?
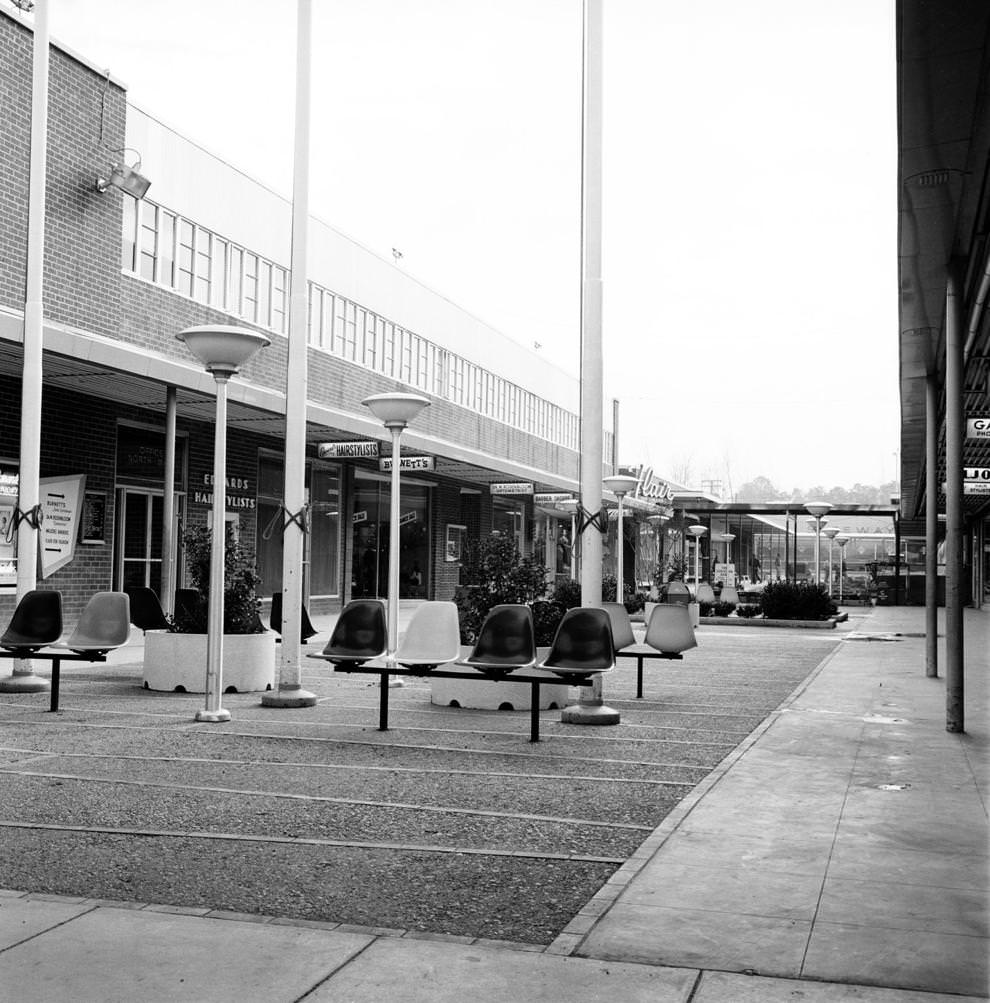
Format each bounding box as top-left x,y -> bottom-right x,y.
387,425 -> 402,665
562,0 -> 617,727
945,264 -> 964,731
2,0 -> 50,693
264,0 -> 317,709
925,372 -> 938,677
162,386 -> 177,614
197,375 -> 230,723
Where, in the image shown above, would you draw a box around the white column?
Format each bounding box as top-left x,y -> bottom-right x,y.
264,0 -> 317,708
562,0 -> 617,727
3,0 -> 50,693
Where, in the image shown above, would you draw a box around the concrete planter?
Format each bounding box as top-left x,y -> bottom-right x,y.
430,647 -> 572,711
143,630 -> 276,693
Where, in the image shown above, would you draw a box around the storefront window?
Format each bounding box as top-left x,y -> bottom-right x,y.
256,455 -> 342,601
493,499 -> 525,553
351,474 -> 430,600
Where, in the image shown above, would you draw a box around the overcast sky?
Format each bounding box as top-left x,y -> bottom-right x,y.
37,0 -> 898,494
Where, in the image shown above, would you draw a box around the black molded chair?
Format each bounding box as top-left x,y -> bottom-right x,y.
270,592 -> 319,643
0,590 -> 63,653
458,604 -> 536,674
174,588 -> 201,621
537,607 -> 615,678
125,586 -> 170,633
316,599 -> 387,666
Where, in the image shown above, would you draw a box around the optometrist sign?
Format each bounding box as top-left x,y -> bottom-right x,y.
490,482 -> 533,495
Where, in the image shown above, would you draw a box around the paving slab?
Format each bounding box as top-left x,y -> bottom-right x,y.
0,905 -> 373,1003
305,936 -> 699,1002
693,970 -> 980,1003
0,895 -> 93,950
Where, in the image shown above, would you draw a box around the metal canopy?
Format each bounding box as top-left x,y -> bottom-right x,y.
897,1 -> 990,522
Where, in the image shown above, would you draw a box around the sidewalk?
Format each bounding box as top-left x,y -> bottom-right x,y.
0,605 -> 986,1002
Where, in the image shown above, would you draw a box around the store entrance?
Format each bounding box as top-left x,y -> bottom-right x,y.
351,477 -> 429,600
114,488 -> 182,596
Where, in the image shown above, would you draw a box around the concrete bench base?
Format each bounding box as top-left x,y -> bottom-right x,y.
143,630 -> 276,693
431,668 -> 572,711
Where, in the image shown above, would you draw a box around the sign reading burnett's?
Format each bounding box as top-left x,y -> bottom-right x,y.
318,441 -> 380,459
379,456 -> 435,472
966,417 -> 990,439
490,482 -> 534,495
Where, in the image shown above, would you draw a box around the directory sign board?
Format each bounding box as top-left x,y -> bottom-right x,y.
490,482 -> 533,495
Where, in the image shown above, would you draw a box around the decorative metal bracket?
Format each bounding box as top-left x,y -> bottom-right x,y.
576,504 -> 608,535
261,503 -> 309,540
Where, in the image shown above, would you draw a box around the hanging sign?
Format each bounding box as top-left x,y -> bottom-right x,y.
964,467 -> 990,481
39,474 -> 86,579
352,510 -> 368,523
399,510 -> 418,526
318,441 -> 380,459
964,482 -> 990,495
534,493 -> 574,505
966,417 -> 990,439
379,456 -> 435,472
490,482 -> 533,495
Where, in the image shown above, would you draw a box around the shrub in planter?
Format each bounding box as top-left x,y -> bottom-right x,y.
551,578 -> 583,610
736,603 -> 762,618
455,534 -> 551,644
170,525 -> 264,634
532,599 -> 567,646
601,574 -> 618,603
699,601 -> 714,617
713,601 -> 735,617
624,592 -> 646,615
760,581 -> 836,621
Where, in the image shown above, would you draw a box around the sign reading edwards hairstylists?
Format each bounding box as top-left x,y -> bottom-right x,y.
318,441 -> 380,459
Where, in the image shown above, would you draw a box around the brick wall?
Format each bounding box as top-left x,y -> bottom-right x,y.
0,11 -> 126,337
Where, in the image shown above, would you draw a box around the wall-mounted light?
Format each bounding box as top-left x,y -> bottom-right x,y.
96,161 -> 151,199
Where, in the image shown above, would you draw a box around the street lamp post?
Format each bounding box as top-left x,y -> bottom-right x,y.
687,525 -> 707,592
176,325 -> 270,723
603,474 -> 639,603
804,502 -> 832,586
647,514 -> 664,589
361,393 -> 430,668
836,536 -> 848,602
823,527 -> 840,595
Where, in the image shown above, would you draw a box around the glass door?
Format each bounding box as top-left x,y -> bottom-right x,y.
114,489 -> 181,597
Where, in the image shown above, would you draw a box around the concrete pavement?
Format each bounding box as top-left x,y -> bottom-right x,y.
0,604 -> 986,1002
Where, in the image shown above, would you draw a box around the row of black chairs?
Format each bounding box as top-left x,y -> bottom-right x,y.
125,587 -> 318,643
314,599 -> 616,679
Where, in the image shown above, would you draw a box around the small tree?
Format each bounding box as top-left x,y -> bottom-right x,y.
455,535 -> 551,643
170,524 -> 264,635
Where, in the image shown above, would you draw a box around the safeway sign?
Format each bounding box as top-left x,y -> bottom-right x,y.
966,417 -> 990,439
